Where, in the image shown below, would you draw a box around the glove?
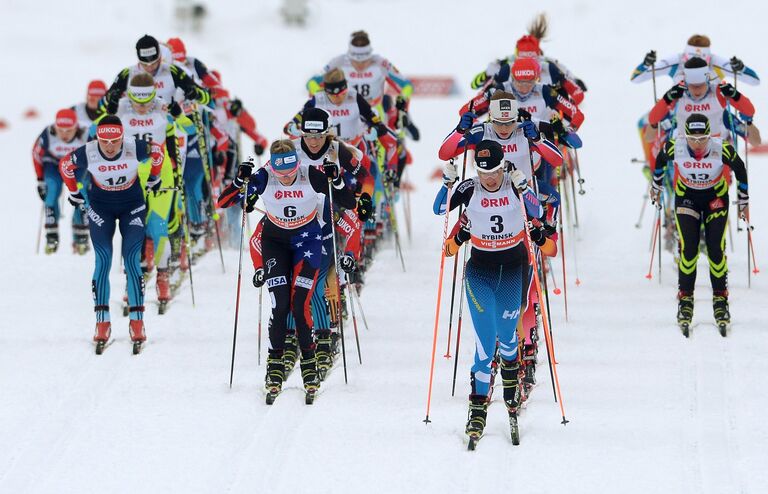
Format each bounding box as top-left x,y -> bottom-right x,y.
737,189 -> 749,217
253,143 -> 265,156
643,50 -> 657,67
650,181 -> 663,209
663,84 -> 685,104
456,112 -> 477,134
720,82 -> 738,100
214,150 -> 227,167
146,175 -> 161,193
521,119 -> 541,141
234,161 -> 254,187
106,91 -> 120,115
517,108 -> 532,122
444,237 -> 460,257
229,98 -> 243,117
356,193 -> 373,222
68,190 -> 85,206
528,221 -> 546,246
493,60 -> 510,84
245,191 -> 259,213
339,254 -> 356,273
443,159 -> 458,185
252,268 -> 265,288
169,100 -> 183,118
575,78 -> 588,92
322,160 -> 339,179
37,180 -> 47,200
284,121 -> 301,137
395,95 -> 408,112
510,169 -> 528,191
730,56 -> 745,73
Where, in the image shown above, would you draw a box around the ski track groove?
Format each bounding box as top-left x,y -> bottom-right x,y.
682,335 -> 704,494
721,333 -> 746,494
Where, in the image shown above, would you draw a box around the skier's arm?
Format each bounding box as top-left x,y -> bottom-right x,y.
236,108 -> 268,149
437,124 -> 482,161
338,140 -> 373,195
652,139 -> 675,187
218,165 -> 268,208
249,218 -> 265,270
32,130 -> 47,180
529,135 -> 564,167
710,53 -> 760,86
542,85 -> 584,130
716,82 -> 755,118
722,141 -> 748,188
170,65 -> 212,107
192,58 -> 222,90
59,146 -> 87,193
102,69 -> 130,114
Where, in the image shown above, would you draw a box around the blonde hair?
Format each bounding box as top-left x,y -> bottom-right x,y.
270,139 -> 295,155
323,68 -> 346,85
687,35 -> 711,47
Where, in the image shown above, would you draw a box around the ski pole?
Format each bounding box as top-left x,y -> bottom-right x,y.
450,242 -> 469,397
646,205 -> 661,280
547,257 -> 562,295
566,150 -> 580,228
351,283 -> 370,331
540,258 -> 559,402
381,182 -> 406,272
635,187 -> 649,229
326,172 -> 349,384
345,272 -> 363,364
572,148 -> 586,195
559,209 -> 570,322
36,204 -> 44,254
516,188 -> 569,424
424,184 -> 453,424
257,284 -> 263,366
228,176 -> 250,388
169,134 -> 197,306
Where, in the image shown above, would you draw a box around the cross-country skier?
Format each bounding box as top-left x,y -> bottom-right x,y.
648,57 -> 756,141
469,14 -> 586,104
32,109 -> 89,254
631,34 -> 760,86
102,34 -> 211,115
72,80 -> 107,127
651,113 -> 748,336
59,115 -> 164,353
217,139 -> 355,403
437,139 -> 542,446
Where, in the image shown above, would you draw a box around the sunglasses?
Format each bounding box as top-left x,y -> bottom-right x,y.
98,137 -> 123,145
303,133 -> 327,141
686,134 -> 710,143
492,120 -> 517,127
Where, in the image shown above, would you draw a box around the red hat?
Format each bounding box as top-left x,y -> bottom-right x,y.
512,57 -> 541,81
516,35 -> 541,57
96,115 -> 124,140
55,109 -> 77,129
166,37 -> 187,62
87,80 -> 107,98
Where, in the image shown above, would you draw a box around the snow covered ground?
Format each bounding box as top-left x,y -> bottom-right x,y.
1,0 -> 767,492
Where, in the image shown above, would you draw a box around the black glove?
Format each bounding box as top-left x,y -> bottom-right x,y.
252,268 -> 265,288
184,85 -> 201,102
37,180 -> 47,200
230,98 -> 243,117
253,143 -> 265,156
339,255 -> 356,273
517,108 -> 532,122
214,150 -> 227,167
356,193 -> 373,222
720,82 -> 739,100
730,56 -> 745,73
395,95 -> 408,112
106,92 -> 120,115
382,168 -> 398,184
643,50 -> 657,67
245,191 -> 259,213
550,115 -> 567,139
234,161 -> 254,187
322,160 -> 339,179
527,221 -> 547,246
663,84 -> 685,104
68,190 -> 85,206
146,175 -> 161,194
169,100 -> 183,118
575,78 -> 588,92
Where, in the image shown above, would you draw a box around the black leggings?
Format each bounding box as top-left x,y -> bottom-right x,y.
262,222 -> 322,353
675,191 -> 729,294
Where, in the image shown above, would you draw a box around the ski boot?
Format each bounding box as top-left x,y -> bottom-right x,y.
522,343 -> 537,397
44,229 -> 59,254
713,291 -> 731,337
72,226 -> 90,255
283,332 -> 299,376
93,321 -> 111,355
315,330 -> 334,381
300,349 -> 320,404
156,269 -> 171,314
265,350 -> 285,404
465,395 -> 489,450
128,317 -> 146,355
500,359 -> 521,445
677,291 -> 694,338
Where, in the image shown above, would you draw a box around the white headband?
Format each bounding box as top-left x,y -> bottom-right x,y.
348,44 -> 372,62
684,65 -> 710,84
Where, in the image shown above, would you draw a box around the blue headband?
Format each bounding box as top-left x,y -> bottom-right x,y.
271,151 -> 299,172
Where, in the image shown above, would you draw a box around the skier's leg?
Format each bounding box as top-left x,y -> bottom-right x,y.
119,201 -> 147,323
88,201 -> 117,323
464,259 -> 499,399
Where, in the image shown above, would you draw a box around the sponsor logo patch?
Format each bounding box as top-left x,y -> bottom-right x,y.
267,276 -> 287,287
295,276 -> 314,289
